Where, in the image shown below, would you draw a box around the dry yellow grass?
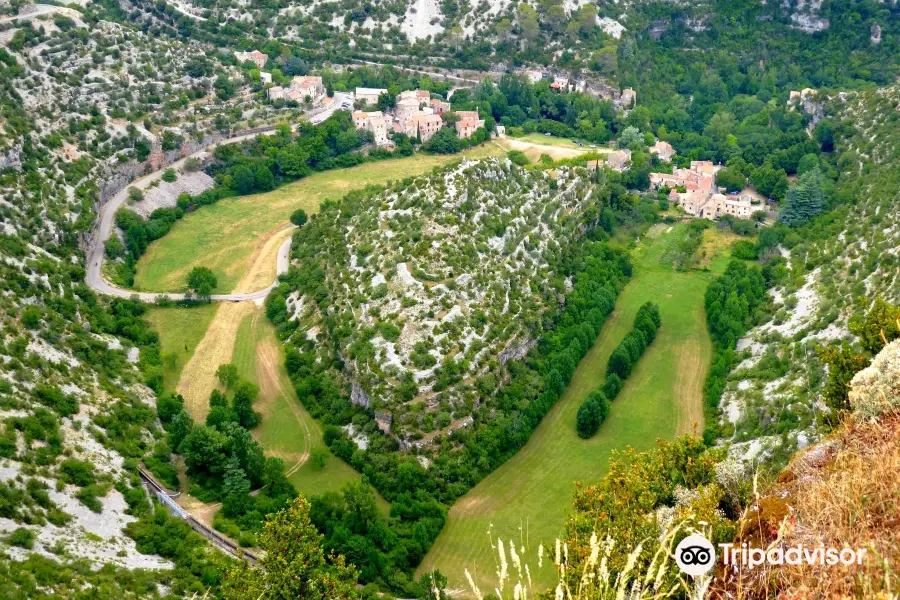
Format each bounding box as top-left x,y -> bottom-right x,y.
497,137 -> 594,162
717,412 -> 900,599
176,301 -> 254,421
236,224 -> 294,294
697,227 -> 743,269
673,335 -> 705,436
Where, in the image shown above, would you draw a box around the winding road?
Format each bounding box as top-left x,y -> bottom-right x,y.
85,92 -> 352,302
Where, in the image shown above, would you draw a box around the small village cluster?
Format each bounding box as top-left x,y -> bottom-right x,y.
352,88 -> 486,146
236,49 -> 757,221
606,140 -> 757,220
649,158 -> 756,220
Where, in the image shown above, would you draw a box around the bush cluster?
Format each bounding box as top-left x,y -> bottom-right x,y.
606,302 -> 661,381
576,302 -> 660,439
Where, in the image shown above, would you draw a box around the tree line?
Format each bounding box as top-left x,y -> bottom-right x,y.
576,302 -> 661,439
702,260 -> 769,442
265,183 -> 633,591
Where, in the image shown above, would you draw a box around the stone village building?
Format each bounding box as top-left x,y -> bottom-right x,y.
650,160 -> 755,220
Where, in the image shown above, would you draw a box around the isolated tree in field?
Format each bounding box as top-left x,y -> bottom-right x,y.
216,363 -> 239,389
310,446 -> 328,470
187,266 -> 217,297
232,380 -> 260,429
220,495 -> 358,600
290,209 -> 308,226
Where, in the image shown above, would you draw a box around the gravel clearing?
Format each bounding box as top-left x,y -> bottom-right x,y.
130,171 -> 214,218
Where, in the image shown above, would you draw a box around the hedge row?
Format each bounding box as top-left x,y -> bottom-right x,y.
576,302 -> 661,439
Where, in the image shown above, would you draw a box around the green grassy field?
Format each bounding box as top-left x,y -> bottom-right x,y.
231,309 -> 388,510
417,223 -> 723,593
145,303 -> 220,394
133,146 -> 502,294
516,132 -> 582,148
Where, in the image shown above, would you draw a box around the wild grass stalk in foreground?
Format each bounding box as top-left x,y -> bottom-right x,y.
469,523 -> 709,600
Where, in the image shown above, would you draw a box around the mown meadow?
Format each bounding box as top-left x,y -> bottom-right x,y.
417,223 -> 731,592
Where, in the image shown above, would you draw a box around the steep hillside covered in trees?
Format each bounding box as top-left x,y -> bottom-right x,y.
716,85 -> 900,463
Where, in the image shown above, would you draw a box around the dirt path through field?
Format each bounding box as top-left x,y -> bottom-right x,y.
248,310 -> 312,474
176,218 -> 288,420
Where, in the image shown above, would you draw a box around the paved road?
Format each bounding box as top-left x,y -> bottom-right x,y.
0,4 -> 75,23
85,94 -> 351,303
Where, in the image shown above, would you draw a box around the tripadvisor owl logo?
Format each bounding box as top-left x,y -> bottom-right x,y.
675,534 -> 716,576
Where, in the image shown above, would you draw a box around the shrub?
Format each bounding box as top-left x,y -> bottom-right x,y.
162,168 -> 177,183
576,391 -> 609,439
606,303 -> 660,382
602,373 -> 623,400
290,209 -> 308,226
507,150 -> 529,166
731,240 -> 759,260
59,459 -> 95,487
8,528 -> 34,549
21,307 -> 40,329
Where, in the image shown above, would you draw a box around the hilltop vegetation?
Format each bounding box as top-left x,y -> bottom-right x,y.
277,159 -> 604,441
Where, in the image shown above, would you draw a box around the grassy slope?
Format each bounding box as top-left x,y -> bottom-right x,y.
231,308 -> 388,510
145,303 -> 220,393
133,146 -> 501,294
417,223 -> 724,592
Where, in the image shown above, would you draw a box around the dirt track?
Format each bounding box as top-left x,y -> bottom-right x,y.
177,301 -> 254,421
250,311 -> 311,475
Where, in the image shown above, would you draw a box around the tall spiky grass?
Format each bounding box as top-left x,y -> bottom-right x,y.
473,522 -> 708,600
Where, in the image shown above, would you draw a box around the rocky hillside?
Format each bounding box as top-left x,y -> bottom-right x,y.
719,85 -> 900,464
279,158 -> 599,443
0,6 -> 239,595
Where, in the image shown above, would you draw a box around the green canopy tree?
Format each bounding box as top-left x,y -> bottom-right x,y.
779,167 -> 826,227
187,266 -> 217,297
220,496 -> 358,600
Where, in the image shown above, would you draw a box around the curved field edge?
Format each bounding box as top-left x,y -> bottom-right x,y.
417,224 -> 717,593
132,145 -> 503,294
230,308 -> 384,504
